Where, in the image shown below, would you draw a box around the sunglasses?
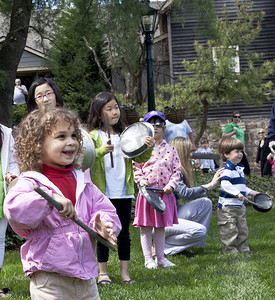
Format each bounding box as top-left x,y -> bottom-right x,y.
151,122 -> 165,128
259,132 -> 265,134
233,115 -> 241,119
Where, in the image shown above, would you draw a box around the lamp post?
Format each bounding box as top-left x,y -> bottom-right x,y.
141,1 -> 158,112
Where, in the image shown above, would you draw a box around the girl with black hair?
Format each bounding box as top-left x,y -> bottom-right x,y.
27,77 -> 63,112
87,91 -> 154,285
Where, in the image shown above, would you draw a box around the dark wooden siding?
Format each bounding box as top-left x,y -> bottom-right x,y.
166,0 -> 275,120
18,50 -> 46,69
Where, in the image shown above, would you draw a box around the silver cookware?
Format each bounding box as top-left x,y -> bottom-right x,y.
139,186 -> 166,214
120,122 -> 154,159
77,128 -> 96,171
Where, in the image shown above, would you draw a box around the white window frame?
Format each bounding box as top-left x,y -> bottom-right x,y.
212,45 -> 240,74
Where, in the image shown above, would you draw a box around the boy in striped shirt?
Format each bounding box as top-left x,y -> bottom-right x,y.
217,138 -> 259,254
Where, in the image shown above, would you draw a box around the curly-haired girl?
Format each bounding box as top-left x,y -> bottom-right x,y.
4,107 -> 121,299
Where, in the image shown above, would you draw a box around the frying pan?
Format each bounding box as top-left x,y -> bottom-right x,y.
226,192 -> 272,213
139,186 -> 166,214
252,193 -> 273,213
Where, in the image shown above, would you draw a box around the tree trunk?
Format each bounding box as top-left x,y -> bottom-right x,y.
195,97 -> 209,145
125,69 -> 143,106
0,0 -> 32,127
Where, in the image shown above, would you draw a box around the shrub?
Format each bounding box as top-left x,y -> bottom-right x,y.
12,104 -> 28,127
5,225 -> 25,250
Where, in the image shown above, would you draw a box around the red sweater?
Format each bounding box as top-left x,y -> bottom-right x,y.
42,163 -> 76,206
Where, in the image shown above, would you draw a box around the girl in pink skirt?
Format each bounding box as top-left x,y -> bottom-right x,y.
133,111 -> 181,269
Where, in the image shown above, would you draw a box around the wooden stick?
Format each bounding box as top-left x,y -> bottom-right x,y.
34,186 -> 117,252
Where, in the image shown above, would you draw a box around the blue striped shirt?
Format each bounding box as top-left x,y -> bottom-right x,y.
219,160 -> 252,206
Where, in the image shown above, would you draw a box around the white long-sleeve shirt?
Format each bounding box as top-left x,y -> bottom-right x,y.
195,147 -> 215,172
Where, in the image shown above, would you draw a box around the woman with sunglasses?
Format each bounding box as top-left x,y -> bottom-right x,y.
254,129 -> 272,176
222,111 -> 250,175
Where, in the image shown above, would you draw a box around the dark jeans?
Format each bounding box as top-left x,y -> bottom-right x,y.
97,198 -> 132,262
241,151 -> 250,175
262,160 -> 272,176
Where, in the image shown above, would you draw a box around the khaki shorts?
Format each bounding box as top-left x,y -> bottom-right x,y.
30,271 -> 100,300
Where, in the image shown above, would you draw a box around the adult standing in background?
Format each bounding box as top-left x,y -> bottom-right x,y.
254,129 -> 272,176
267,101 -> 275,152
13,79 -> 28,106
165,119 -> 196,151
222,111 -> 250,175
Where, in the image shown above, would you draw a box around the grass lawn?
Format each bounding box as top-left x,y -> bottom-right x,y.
2,205 -> 275,300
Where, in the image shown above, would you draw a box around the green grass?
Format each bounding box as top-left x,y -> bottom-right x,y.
2,205 -> 275,299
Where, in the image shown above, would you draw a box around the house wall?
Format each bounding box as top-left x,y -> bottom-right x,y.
153,0 -> 275,175
18,51 -> 46,70
154,0 -> 275,120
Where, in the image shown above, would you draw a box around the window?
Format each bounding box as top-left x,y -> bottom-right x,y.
212,45 -> 240,74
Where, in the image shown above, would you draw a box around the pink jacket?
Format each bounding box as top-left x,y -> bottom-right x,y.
133,139 -> 181,190
4,169 -> 121,280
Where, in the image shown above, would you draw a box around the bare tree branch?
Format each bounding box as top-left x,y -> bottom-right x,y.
83,37 -> 113,90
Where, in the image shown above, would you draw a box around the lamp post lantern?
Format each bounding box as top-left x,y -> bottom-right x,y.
141,1 -> 158,112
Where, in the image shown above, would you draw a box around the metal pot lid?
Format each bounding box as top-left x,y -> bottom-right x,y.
253,193 -> 273,212
120,122 -> 154,159
140,186 -> 166,214
77,128 -> 96,171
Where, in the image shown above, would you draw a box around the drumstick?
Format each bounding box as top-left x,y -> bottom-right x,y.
34,186 -> 117,252
105,115 -> 114,168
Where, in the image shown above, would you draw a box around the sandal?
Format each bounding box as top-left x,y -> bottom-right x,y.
123,279 -> 134,284
98,273 -> 113,285
0,288 -> 10,298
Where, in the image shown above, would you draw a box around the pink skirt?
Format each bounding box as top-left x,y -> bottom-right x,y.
133,192 -> 178,228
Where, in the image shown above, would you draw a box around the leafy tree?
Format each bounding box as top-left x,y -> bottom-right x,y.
47,0 -> 107,122
97,0 -> 148,105
173,0 -> 217,38
0,0 -> 69,127
0,0 -> 32,127
158,0 -> 275,144
48,0 -> 149,114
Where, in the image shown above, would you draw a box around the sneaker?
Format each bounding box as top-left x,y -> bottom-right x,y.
241,250 -> 253,254
145,259 -> 158,269
183,248 -> 194,254
156,258 -> 176,268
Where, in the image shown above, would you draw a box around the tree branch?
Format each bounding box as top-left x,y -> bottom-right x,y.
83,37 -> 113,90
